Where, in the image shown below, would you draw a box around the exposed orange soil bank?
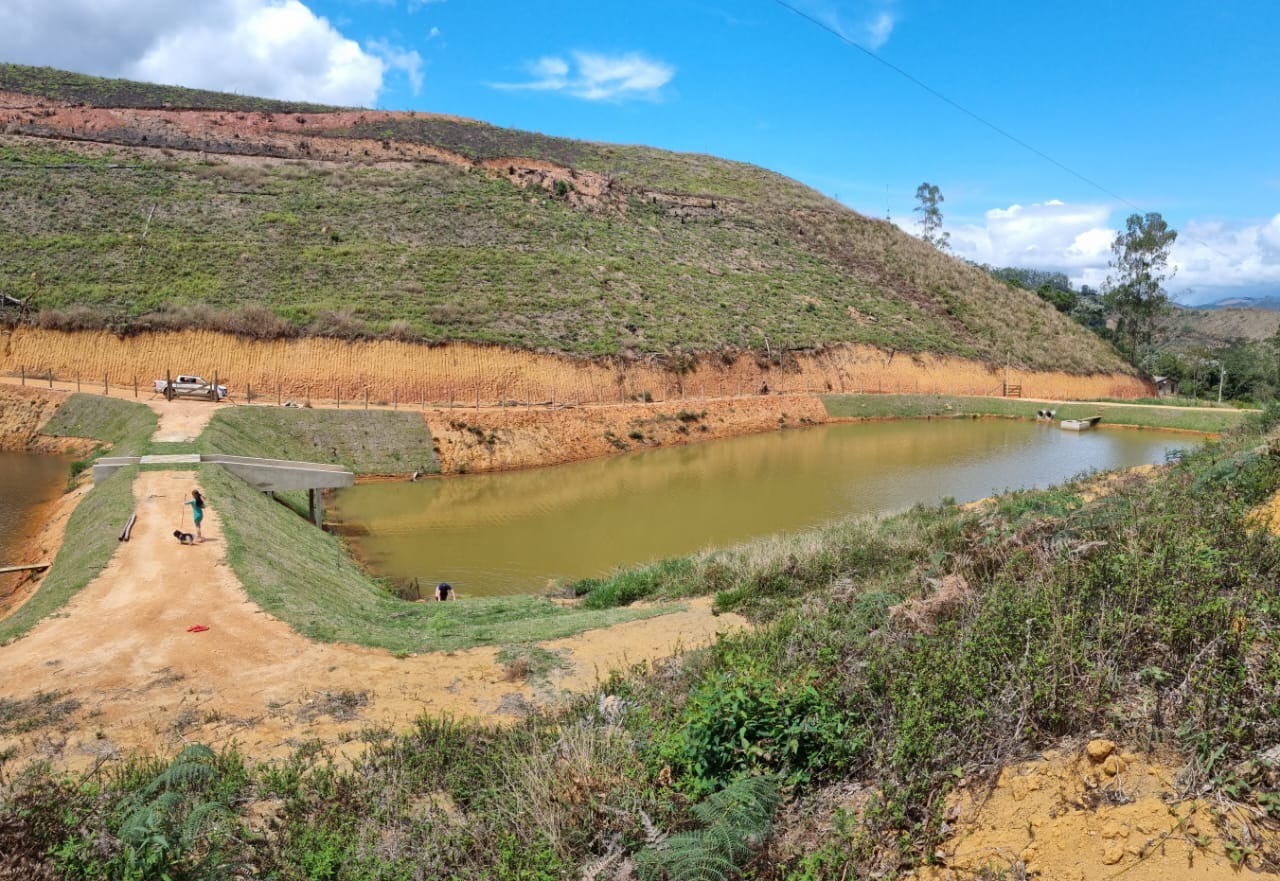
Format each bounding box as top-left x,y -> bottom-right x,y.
0,384 -> 68,451
2,328 -> 1152,408
918,740 -> 1279,881
426,395 -> 828,473
0,470 -> 744,772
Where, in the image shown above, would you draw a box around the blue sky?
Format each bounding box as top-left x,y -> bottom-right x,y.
3,0 -> 1278,303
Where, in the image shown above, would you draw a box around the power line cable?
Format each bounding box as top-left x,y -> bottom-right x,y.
773,0 -> 1234,262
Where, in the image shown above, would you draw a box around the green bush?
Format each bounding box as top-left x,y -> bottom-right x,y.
661,661 -> 856,796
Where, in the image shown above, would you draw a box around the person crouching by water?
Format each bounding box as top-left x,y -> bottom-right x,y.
184,489 -> 207,543
435,582 -> 454,601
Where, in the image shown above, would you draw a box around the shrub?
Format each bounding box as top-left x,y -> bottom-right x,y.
662,662 -> 855,796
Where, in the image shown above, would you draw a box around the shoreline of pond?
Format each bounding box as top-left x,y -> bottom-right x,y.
333,418 -> 1201,597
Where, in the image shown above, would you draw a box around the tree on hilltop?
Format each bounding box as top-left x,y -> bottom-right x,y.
914,182 -> 950,251
1105,212 -> 1178,366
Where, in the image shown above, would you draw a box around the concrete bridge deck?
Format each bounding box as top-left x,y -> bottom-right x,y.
93,454 -> 355,526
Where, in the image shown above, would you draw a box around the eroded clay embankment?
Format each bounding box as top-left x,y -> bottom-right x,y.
0,385 -> 67,452
1,328 -> 1153,408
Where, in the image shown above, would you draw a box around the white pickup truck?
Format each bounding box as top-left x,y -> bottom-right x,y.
152,374 -> 229,400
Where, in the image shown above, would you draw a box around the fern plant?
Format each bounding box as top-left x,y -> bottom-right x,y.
115,744 -> 244,881
634,775 -> 781,881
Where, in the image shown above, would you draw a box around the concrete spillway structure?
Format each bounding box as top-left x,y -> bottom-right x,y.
93,454 -> 354,526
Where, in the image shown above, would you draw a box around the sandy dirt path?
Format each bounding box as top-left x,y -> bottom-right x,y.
0,470 -> 743,771
145,398 -> 221,443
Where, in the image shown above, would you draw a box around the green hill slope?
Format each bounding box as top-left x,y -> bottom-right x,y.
0,63 -> 1132,375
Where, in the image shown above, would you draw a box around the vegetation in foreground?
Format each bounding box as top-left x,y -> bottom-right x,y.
4,405 -> 1279,878
822,392 -> 1249,433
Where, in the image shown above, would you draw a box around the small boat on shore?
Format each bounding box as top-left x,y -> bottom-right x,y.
1059,416 -> 1102,431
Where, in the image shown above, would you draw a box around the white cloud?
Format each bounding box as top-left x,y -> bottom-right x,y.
368,39 -> 424,95
1171,216 -> 1280,303
0,0 -> 388,106
939,199 -> 1280,305
494,51 -> 675,101
946,200 -> 1115,286
864,11 -> 896,49
790,1 -> 897,50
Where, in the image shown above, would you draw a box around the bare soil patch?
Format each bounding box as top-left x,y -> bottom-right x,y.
1,329 -> 1152,416
918,741 -> 1280,881
144,398 -> 221,443
0,472 -> 741,772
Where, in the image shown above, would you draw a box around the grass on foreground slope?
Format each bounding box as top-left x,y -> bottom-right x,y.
822,393 -> 1248,433
38,394 -> 157,456
9,417 -> 1280,879
198,406 -> 438,475
0,466 -> 135,646
202,465 -> 670,653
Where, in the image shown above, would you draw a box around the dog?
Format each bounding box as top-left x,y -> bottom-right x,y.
174,530 -> 196,545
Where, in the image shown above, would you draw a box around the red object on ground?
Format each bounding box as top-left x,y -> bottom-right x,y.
186,624 -> 209,633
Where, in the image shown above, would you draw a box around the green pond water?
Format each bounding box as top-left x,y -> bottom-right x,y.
0,451 -> 69,568
330,419 -> 1196,597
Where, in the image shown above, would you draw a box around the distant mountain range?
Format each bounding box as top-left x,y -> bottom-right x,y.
1197,296 -> 1280,311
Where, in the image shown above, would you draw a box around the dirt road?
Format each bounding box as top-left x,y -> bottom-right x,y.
0,470 -> 742,771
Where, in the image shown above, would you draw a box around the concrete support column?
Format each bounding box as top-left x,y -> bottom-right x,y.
309,488 -> 323,527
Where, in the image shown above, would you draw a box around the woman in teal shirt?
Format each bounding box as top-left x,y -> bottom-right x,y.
185,489 -> 207,543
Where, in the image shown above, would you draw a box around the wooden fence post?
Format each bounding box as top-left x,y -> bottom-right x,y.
76,372 -> 80,393
19,366 -> 24,386
393,386 -> 398,410
247,383 -> 252,404
277,383 -> 282,406
47,369 -> 53,389
364,387 -> 369,410
104,373 -> 108,395
336,384 -> 341,409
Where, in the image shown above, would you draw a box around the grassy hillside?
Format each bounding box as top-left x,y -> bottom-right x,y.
0,64 -> 1132,375
0,63 -> 342,112
1162,305 -> 1280,349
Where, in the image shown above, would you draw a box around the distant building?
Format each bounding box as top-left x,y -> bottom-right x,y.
1153,376 -> 1178,397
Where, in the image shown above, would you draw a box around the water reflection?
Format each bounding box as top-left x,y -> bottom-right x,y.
0,451 -> 69,566
332,420 -> 1194,596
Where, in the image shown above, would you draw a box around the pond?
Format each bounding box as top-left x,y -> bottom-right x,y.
331,419 -> 1196,597
0,451 -> 69,570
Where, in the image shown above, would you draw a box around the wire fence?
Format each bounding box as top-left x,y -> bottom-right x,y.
6,365 -> 1126,409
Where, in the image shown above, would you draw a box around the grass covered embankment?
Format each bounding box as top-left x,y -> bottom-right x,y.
198,406 -> 438,475
7,411 -> 1279,878
201,465 -> 674,653
39,393 -> 157,457
0,465 -> 135,645
823,392 -> 1248,433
